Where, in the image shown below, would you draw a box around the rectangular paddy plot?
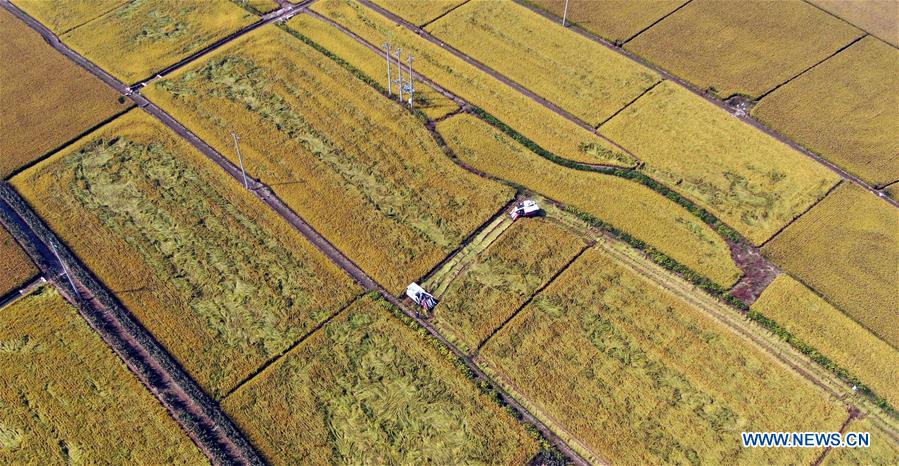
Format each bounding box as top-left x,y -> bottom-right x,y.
0,224 -> 37,298
59,0 -> 256,83
600,80 -> 840,245
480,246 -> 847,465
437,113 -> 742,288
286,15 -> 460,121
426,217 -> 587,354
0,287 -> 204,464
145,25 -> 514,293
753,36 -> 899,187
753,275 -> 899,407
12,0 -> 127,33
310,0 -> 634,167
625,0 -> 863,98
527,0 -> 688,44
0,8 -> 127,179
370,0 -> 467,26
12,110 -> 360,399
809,0 -> 898,47
762,183 -> 899,349
222,294 -> 539,464
425,0 -> 660,125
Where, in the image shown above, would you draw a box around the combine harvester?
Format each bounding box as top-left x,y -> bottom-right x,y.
509,199 -> 540,220
406,282 -> 438,316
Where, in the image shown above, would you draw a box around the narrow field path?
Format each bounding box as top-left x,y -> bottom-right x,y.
0,186 -> 264,466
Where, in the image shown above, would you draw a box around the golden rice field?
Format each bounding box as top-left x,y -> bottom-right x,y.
223,295 -> 539,464
528,0 -> 688,44
0,287 -> 204,464
626,0 -> 863,98
887,184 -> 899,200
480,246 -> 847,464
426,0 -> 660,125
311,0 -> 634,166
0,8 -> 126,179
286,15 -> 460,121
13,0 -> 126,33
753,36 -> 899,187
370,0 -> 466,26
810,0 -> 898,47
0,224 -> 37,298
753,275 -> 899,407
600,80 -> 840,244
12,110 -> 360,399
144,25 -> 513,293
430,218 -> 586,354
60,0 -> 255,83
438,113 -> 742,287
762,183 -> 899,349
823,417 -> 899,465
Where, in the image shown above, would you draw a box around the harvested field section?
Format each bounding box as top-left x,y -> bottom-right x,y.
61,0 -> 255,83
12,110 -> 360,398
0,8 -> 127,179
0,224 -> 37,297
370,0 -> 467,26
480,246 -> 846,464
823,417 -> 899,465
311,0 -> 634,166
0,287 -> 204,464
223,295 -> 539,464
810,0 -> 898,47
145,26 -> 513,293
601,80 -> 840,244
753,275 -> 899,406
753,36 -> 899,186
430,218 -> 586,354
438,114 -> 742,287
626,0 -> 863,98
235,0 -> 280,14
12,0 -> 127,33
527,0 -> 688,44
762,184 -> 899,348
286,15 -> 460,120
426,0 -> 660,125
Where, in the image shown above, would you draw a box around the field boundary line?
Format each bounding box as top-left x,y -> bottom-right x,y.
755,33 -> 866,101
757,180 -> 843,249
511,0 -> 898,208
476,241 -> 592,354
0,275 -> 46,310
221,293 -> 367,401
811,410 -> 860,466
620,0 -> 693,44
54,0 -> 129,36
419,0 -> 472,29
800,0 -> 898,51
594,78 -> 663,128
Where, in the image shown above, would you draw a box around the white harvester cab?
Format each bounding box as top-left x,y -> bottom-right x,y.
406,283 -> 438,312
510,199 -> 540,220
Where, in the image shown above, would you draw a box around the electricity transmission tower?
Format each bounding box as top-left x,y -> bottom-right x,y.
383,43 -> 415,109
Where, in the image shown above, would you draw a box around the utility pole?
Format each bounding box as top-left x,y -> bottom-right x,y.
394,48 -> 404,102
562,0 -> 569,26
383,42 -> 392,96
231,131 -> 249,190
406,54 -> 414,108
50,241 -> 81,300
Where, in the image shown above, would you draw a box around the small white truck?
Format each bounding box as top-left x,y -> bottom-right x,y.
510,199 -> 540,220
406,283 -> 437,312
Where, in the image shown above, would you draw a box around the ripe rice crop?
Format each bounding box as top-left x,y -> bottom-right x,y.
286,15 -> 460,120
753,275 -> 899,407
809,0 -> 898,47
430,218 -> 586,354
0,287 -> 204,464
527,0 -> 688,44
223,294 -> 539,464
762,183 -> 899,348
145,25 -> 513,294
437,113 -> 741,287
60,0 -> 256,83
626,0 -> 862,98
0,224 -> 37,297
823,417 -> 899,465
12,110 -> 360,398
13,0 -> 127,33
600,80 -> 840,244
0,8 -> 126,179
426,0 -> 660,125
480,246 -> 846,464
311,0 -> 634,166
753,36 -> 899,186
370,0 -> 467,26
